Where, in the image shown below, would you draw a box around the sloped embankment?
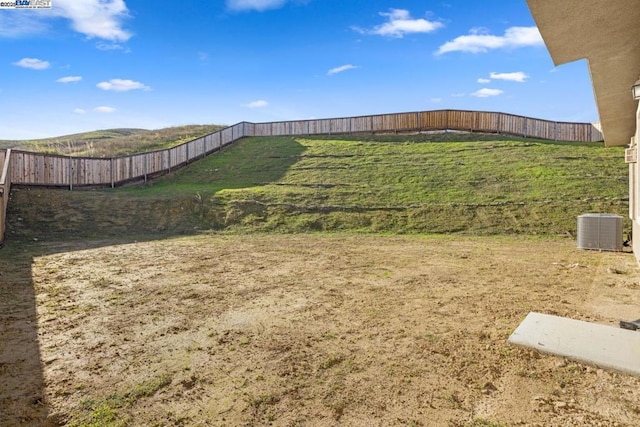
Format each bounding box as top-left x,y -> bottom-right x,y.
6,134 -> 629,241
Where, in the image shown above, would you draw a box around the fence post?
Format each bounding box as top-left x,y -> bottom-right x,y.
69,157 -> 73,191
110,158 -> 114,188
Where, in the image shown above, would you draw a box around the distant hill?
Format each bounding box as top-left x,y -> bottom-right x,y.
0,125 -> 226,157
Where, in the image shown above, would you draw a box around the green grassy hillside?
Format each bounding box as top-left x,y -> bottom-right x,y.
0,125 -> 225,157
7,132 -> 628,239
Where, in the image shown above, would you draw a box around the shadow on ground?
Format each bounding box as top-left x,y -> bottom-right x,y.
0,234 -> 192,426
0,137 -> 306,424
1,241 -> 54,425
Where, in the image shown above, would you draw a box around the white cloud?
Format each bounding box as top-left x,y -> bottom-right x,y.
12,57 -> 50,70
0,12 -> 50,37
477,78 -> 491,84
94,106 -> 116,113
226,0 -> 288,12
53,0 -> 132,41
471,88 -> 504,98
57,76 -> 82,83
328,64 -> 358,76
354,8 -> 443,38
436,26 -> 543,55
451,93 -> 466,97
97,78 -> 149,91
0,1 -> 132,42
96,42 -> 128,51
73,108 -> 87,115
489,71 -> 528,82
243,100 -> 269,108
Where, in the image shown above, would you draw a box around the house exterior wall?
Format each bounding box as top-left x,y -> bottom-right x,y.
526,1 -> 640,260
632,105 -> 640,260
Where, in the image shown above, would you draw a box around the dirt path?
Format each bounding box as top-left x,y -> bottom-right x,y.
2,234 -> 640,426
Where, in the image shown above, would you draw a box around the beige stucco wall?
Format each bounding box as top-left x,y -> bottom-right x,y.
633,106 -> 640,260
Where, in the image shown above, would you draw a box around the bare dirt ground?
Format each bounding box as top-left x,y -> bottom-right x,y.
2,233 -> 640,426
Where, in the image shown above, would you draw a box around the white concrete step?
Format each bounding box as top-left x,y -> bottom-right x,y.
508,312 -> 640,377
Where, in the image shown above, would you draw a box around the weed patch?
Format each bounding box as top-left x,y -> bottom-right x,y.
67,373 -> 172,427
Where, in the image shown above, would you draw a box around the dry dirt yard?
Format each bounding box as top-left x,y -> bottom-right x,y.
2,233 -> 640,426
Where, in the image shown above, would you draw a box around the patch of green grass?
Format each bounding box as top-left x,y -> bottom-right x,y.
9,132 -> 628,238
67,372 -> 172,427
319,354 -> 344,370
121,136 -> 306,197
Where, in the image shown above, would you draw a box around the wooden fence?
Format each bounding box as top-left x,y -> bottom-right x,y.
0,109 -> 604,245
3,110 -> 604,188
0,149 -> 11,246
7,122 -> 250,188
250,110 -> 602,142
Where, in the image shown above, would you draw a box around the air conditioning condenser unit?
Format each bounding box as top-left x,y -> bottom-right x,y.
577,213 -> 623,252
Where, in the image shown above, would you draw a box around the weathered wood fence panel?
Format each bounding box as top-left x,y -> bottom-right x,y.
448,110 -> 478,131
351,116 -> 373,133
75,158 -> 109,186
289,121 -> 308,135
476,111 -> 500,132
371,115 -> 388,132
330,118 -> 350,134
527,118 -> 552,139
10,152 -> 68,186
146,151 -> 165,175
272,122 -> 288,136
314,119 -> 332,135
396,112 -> 419,131
221,127 -> 234,146
498,113 -> 526,136
0,149 -> 10,245
113,157 -> 131,183
420,110 -> 448,129
170,145 -> 187,169
253,123 -> 271,136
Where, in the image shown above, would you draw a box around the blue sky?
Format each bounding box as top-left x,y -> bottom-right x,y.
0,0 -> 598,140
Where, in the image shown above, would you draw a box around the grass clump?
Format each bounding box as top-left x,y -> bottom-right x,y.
67,372 -> 172,427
